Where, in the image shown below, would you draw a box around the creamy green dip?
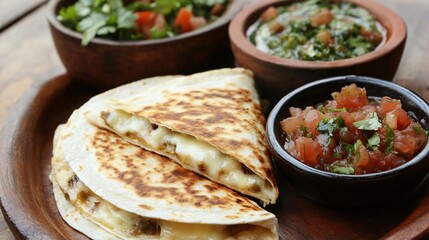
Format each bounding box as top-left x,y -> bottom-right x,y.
247,0 -> 385,61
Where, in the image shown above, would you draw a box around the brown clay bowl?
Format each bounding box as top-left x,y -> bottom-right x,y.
47,0 -> 241,90
229,0 -> 407,102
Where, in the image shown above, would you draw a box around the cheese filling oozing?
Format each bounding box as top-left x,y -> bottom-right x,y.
102,110 -> 275,202
52,162 -> 275,239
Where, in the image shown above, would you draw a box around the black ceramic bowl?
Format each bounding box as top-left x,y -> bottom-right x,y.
266,76 -> 429,208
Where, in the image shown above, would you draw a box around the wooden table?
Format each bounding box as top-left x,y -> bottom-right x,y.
0,0 -> 428,239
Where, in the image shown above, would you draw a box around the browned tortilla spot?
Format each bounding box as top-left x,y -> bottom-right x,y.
90,127 -> 262,211
139,204 -> 153,210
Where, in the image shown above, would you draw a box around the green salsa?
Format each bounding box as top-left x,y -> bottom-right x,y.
247,0 -> 385,61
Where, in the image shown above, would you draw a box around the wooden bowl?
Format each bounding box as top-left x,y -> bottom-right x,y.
47,0 -> 241,90
266,76 -> 429,208
229,0 -> 407,102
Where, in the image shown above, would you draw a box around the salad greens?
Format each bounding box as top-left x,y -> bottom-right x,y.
58,0 -> 228,45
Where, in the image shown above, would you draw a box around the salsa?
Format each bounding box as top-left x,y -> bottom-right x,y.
247,0 -> 385,61
58,0 -> 229,45
280,84 -> 428,175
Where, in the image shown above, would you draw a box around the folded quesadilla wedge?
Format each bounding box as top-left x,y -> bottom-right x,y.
51,109 -> 278,240
84,68 -> 279,205
50,125 -> 120,240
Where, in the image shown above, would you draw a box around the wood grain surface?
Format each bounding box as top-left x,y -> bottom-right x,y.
0,0 -> 46,31
0,0 -> 429,239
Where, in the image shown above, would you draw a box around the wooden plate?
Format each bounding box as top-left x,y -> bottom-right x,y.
1,75 -> 429,239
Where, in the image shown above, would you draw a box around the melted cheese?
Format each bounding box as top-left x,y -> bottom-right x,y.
103,110 -> 275,202
52,165 -> 275,240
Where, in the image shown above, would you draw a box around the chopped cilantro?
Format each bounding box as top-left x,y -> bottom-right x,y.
332,152 -> 342,159
317,117 -> 345,136
331,166 -> 355,174
367,132 -> 380,149
344,143 -> 354,155
413,126 -> 428,136
354,139 -> 363,153
325,107 -> 347,113
299,125 -> 308,136
352,112 -> 381,130
385,124 -> 395,154
59,0 -> 137,45
413,127 -> 422,134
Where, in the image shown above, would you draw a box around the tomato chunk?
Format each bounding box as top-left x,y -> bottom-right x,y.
354,145 -> 370,174
311,8 -> 334,27
295,137 -> 323,166
385,109 -> 410,130
303,108 -> 324,136
280,116 -> 304,137
332,84 -> 369,111
174,8 -> 193,33
379,96 -> 402,115
136,11 -> 157,38
260,7 -> 278,23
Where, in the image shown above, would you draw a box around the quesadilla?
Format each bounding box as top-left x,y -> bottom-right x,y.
51,109 -> 279,239
84,68 -> 279,205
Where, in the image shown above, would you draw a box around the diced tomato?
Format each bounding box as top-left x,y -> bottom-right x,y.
393,135 -> 417,158
400,122 -> 428,149
394,109 -> 411,130
379,96 -> 402,115
211,3 -> 225,16
280,116 -> 304,136
174,8 -> 193,33
375,153 -> 407,172
289,107 -> 303,117
295,137 -> 323,166
354,145 -> 370,174
310,8 -> 334,27
393,124 -> 427,158
136,11 -> 157,37
361,104 -> 376,114
316,30 -> 333,46
377,124 -> 388,152
136,11 -> 155,26
324,100 -> 338,109
360,27 -> 383,45
189,16 -> 207,30
153,14 -> 167,30
340,111 -> 366,129
385,109 -> 410,130
260,6 -> 278,23
303,108 -> 324,136
269,21 -> 284,34
368,149 -> 384,162
332,84 -> 369,111
338,129 -> 354,144
385,111 -> 397,130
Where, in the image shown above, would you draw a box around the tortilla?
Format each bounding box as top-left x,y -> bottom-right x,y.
51,109 -> 279,239
50,125 -> 120,240
84,68 -> 279,204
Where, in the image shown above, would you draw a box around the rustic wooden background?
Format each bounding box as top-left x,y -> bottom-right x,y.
1,0 -> 429,239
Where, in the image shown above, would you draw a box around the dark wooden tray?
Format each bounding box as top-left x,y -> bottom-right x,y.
1,75 -> 429,239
